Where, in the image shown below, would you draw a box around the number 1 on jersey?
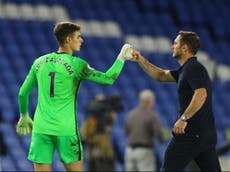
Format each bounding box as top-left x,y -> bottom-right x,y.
48,72 -> 55,98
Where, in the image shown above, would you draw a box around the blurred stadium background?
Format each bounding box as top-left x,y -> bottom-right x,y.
0,0 -> 230,171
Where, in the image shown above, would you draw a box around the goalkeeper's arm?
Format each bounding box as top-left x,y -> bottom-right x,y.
82,44 -> 133,85
17,64 -> 37,135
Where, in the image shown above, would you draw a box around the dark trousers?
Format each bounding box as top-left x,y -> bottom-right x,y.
161,132 -> 221,171
88,157 -> 114,171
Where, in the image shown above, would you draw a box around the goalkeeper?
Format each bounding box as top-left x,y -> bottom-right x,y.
16,21 -> 133,172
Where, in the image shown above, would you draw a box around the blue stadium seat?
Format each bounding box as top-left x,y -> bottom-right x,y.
217,130 -> 227,147
16,158 -> 33,171
52,152 -> 66,171
1,155 -> 17,171
155,142 -> 168,169
20,135 -> 31,150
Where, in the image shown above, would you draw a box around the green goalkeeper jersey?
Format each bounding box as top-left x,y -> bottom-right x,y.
18,52 -> 124,136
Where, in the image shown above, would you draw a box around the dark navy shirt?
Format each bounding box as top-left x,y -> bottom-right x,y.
170,57 -> 215,134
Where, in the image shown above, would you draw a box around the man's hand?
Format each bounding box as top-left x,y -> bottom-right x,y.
16,114 -> 33,135
172,119 -> 187,134
117,44 -> 133,62
130,50 -> 144,63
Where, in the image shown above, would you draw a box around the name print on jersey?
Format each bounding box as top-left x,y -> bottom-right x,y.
35,57 -> 74,75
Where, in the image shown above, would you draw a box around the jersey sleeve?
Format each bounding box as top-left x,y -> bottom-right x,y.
18,62 -> 37,115
185,64 -> 206,90
170,69 -> 179,82
78,59 -> 124,85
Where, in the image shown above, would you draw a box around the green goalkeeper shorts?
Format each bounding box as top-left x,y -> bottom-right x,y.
28,133 -> 83,164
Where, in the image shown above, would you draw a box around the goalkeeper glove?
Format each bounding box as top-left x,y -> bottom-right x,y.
117,44 -> 133,62
16,114 -> 33,135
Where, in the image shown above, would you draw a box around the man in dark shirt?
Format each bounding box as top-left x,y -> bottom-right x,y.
130,31 -> 221,171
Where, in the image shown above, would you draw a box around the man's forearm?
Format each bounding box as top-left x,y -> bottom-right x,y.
183,88 -> 207,119
137,56 -> 165,82
137,56 -> 175,82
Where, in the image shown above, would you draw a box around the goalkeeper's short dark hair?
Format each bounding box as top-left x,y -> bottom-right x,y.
178,30 -> 200,55
54,21 -> 81,46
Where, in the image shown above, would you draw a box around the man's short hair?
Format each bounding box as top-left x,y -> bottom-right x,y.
179,30 -> 200,55
139,89 -> 155,102
53,21 -> 80,46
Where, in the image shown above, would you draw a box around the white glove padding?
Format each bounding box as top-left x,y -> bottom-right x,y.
117,44 -> 133,62
16,114 -> 33,135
